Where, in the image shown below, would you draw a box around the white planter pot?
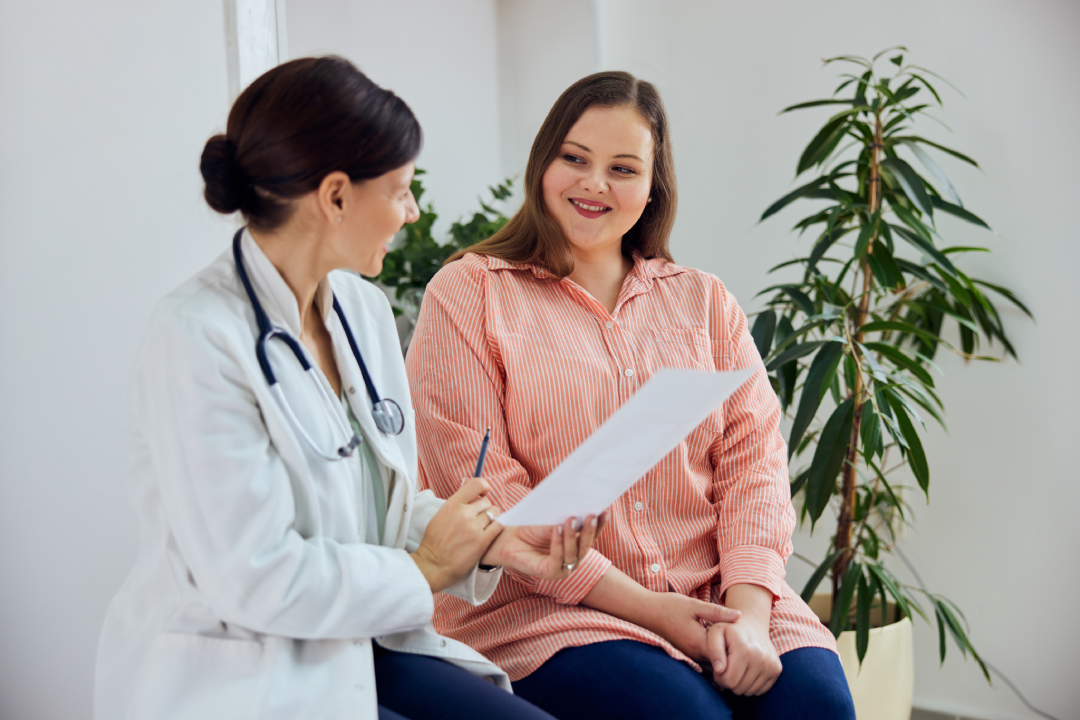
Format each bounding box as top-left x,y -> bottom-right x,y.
809,593 -> 914,720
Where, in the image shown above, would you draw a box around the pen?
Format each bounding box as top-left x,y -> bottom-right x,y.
473,427 -> 491,478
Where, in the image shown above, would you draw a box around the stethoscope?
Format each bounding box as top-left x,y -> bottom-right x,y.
232,229 -> 405,461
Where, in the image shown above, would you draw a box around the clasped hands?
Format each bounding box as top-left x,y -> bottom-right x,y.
410,476 -> 607,594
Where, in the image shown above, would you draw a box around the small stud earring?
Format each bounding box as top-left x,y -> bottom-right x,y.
647,197 -> 653,203
337,216 -> 343,223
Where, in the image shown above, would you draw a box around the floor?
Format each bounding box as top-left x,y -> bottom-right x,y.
911,708 -> 979,720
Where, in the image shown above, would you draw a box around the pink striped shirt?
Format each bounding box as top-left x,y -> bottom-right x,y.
405,251 -> 836,681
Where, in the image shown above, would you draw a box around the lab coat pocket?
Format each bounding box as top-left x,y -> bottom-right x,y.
128,633 -> 266,720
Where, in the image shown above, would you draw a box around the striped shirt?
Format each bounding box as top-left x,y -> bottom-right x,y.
405,251 -> 836,681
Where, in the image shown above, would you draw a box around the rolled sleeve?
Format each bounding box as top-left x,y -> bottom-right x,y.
716,545 -> 787,602
527,548 -> 611,605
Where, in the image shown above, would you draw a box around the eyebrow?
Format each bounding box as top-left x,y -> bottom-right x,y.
565,140 -> 644,162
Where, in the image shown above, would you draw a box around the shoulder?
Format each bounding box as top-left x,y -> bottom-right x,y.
650,258 -> 739,305
144,248 -> 249,349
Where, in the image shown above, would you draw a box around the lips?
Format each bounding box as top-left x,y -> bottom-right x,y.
569,197 -> 612,219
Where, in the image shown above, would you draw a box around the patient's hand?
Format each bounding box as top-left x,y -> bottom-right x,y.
482,512 -> 607,581
707,584 -> 782,695
639,593 -> 742,664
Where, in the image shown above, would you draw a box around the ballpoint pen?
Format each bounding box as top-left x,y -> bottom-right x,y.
474,427 -> 491,478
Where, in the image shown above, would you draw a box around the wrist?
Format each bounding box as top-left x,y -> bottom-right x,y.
410,547 -> 451,593
724,583 -> 773,626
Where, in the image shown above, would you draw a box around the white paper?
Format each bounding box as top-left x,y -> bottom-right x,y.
498,367 -> 755,526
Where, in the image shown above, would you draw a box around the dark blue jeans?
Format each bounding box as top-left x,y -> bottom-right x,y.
512,640 -> 855,720
373,644 -> 556,720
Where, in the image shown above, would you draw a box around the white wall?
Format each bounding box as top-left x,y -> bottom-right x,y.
0,2 -> 235,718
584,1 -> 1078,717
286,0 -> 504,240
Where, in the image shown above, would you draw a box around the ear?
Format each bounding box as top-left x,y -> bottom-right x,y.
316,171 -> 353,224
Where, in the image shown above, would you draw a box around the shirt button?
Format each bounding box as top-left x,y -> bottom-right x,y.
633,501 -> 643,511
605,321 -> 614,329
650,563 -> 661,573
624,368 -> 634,377
348,386 -> 357,395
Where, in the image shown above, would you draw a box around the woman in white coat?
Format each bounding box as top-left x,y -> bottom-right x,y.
94,56 -> 602,720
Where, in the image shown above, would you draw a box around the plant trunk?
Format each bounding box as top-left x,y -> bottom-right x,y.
833,111 -> 883,602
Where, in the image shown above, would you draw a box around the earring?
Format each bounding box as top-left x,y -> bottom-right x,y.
647,197 -> 653,203
337,216 -> 343,223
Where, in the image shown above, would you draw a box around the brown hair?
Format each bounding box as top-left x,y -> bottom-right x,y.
447,71 -> 676,277
200,56 -> 421,232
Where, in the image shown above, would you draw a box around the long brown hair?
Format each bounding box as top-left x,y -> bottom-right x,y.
447,71 -> 676,277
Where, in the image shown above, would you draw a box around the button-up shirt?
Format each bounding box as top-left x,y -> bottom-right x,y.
406,252 -> 836,681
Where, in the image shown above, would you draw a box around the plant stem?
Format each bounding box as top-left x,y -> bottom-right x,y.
833,108 -> 883,601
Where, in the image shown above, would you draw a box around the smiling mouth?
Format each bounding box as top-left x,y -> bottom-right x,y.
570,198 -> 612,212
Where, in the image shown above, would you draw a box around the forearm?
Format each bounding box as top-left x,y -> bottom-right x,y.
723,583 -> 772,628
580,565 -> 658,630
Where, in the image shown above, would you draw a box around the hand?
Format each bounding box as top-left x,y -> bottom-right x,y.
482,512 -> 608,581
706,613 -> 782,696
410,477 -> 502,593
635,592 -> 742,664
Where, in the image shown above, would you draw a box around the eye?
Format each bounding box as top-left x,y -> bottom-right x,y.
613,166 -> 637,175
562,154 -> 585,164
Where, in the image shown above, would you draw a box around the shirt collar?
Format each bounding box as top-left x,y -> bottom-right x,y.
482,250 -> 686,285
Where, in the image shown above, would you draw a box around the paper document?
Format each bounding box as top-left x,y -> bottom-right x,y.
498,368 -> 754,526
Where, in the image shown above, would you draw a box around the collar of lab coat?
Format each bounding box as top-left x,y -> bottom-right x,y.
238,229 -> 413,483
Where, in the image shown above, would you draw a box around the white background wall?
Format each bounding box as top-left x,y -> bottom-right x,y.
0,1 -> 1075,718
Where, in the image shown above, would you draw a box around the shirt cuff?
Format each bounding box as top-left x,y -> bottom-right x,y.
530,548 -> 612,605
717,545 -> 787,602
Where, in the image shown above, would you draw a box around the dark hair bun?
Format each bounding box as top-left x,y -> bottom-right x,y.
200,134 -> 246,214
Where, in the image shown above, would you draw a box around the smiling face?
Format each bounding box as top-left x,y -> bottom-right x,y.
541,105 -> 654,258
332,162 -> 419,277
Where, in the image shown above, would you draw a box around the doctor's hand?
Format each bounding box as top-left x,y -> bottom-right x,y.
481,512 -> 607,581
410,477 -> 502,593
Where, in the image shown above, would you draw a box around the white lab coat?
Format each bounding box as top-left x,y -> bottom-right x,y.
95,230 -> 508,720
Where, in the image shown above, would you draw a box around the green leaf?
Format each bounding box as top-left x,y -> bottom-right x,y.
867,459 -> 905,520
900,141 -> 961,205
930,197 -> 991,229
889,136 -> 979,168
873,45 -> 908,62
971,279 -> 1034,319
862,318 -> 947,348
800,548 -> 845,603
807,225 -> 856,274
870,241 -> 906,290
806,398 -> 855,525
852,211 -> 880,258
789,343 -> 846,459
866,563 -> 918,622
862,342 -> 935,387
856,573 -> 872,662
886,392 -> 930,497
760,177 -> 830,221
935,605 -> 948,662
881,157 -> 934,219
861,405 -> 882,460
798,116 -> 850,175
780,286 -> 816,316
781,99 -> 858,113
766,339 -> 834,372
830,560 -> 861,637
751,309 -> 777,360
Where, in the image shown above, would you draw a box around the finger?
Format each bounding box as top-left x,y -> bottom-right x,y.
755,666 -> 781,695
596,510 -> 610,536
576,514 -> 599,557
706,625 -> 727,677
470,497 -> 495,517
453,476 -> 490,502
562,517 -> 579,569
697,602 -> 741,625
746,669 -> 776,697
718,654 -> 747,693
732,664 -> 760,696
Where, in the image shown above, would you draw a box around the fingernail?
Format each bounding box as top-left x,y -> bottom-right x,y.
591,517 -> 598,527
570,518 -> 581,531
557,526 -> 563,535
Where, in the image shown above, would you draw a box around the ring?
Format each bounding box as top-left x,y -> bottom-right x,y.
484,510 -> 496,524
561,562 -> 576,572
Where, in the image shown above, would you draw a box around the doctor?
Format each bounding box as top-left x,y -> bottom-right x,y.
94,56 -> 601,720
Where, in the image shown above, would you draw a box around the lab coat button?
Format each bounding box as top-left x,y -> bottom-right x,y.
624,368 -> 634,377
634,501 -> 643,511
650,563 -> 661,573
440,639 -> 447,647
348,386 -> 357,395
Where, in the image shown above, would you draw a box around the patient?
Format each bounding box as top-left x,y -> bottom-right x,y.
405,71 -> 855,720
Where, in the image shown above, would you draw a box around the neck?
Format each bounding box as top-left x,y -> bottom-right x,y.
248,222 -> 329,331
567,239 -> 633,315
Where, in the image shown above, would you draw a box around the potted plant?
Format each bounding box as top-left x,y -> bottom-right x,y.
755,48 -> 1031,717
376,169 -> 513,350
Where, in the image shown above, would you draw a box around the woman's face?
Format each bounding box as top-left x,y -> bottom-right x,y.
336,162 -> 419,277
541,105 -> 654,256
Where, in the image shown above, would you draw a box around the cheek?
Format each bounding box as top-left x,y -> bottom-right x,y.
541,165 -> 574,211
616,182 -> 651,216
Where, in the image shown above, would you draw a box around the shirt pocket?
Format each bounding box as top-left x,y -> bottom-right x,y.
650,327 -> 724,434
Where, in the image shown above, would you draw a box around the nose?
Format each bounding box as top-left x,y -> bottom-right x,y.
404,192 -> 420,224
580,166 -> 608,194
